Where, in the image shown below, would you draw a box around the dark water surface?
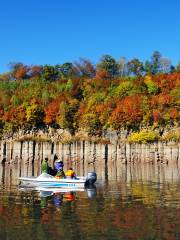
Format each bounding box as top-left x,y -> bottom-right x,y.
0,162 -> 180,240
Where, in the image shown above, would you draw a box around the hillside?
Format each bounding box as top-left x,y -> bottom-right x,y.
0,52 -> 179,142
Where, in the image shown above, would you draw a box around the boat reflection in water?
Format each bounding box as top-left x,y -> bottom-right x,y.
39,191 -> 76,209
19,185 -> 97,209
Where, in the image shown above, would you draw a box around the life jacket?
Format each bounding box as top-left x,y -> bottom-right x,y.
56,169 -> 65,178
65,169 -> 76,178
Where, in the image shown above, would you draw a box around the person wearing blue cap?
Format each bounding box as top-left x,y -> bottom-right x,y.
54,160 -> 65,179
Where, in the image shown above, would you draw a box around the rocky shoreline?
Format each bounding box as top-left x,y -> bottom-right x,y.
0,128 -> 179,168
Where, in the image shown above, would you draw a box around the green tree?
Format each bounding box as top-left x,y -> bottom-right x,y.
97,55 -> 118,77
151,51 -> 162,74
144,60 -> 153,74
56,62 -> 75,79
144,51 -> 163,74
42,65 -> 59,81
127,58 -> 144,76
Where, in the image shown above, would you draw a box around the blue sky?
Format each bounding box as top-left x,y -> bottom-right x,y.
0,0 -> 180,72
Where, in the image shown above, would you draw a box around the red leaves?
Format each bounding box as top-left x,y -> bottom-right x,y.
152,110 -> 162,122
44,99 -> 60,125
170,108 -> 178,119
151,93 -> 172,108
95,69 -> 110,80
3,106 -> 26,125
152,73 -> 180,92
14,65 -> 29,80
30,66 -> 43,78
110,95 -> 143,128
44,94 -> 69,125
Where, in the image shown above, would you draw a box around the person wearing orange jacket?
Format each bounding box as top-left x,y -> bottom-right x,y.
65,167 -> 76,178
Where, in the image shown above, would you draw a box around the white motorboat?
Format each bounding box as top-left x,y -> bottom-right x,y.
19,172 -> 97,188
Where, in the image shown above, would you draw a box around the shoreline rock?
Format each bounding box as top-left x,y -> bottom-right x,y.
0,127 -> 179,166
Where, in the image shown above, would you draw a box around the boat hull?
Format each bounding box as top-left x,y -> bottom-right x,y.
19,175 -> 86,188
19,172 -> 97,188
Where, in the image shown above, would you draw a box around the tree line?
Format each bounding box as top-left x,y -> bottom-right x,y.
0,51 -> 179,137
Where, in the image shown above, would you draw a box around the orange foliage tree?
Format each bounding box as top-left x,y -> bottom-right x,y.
109,95 -> 143,130
44,99 -> 61,125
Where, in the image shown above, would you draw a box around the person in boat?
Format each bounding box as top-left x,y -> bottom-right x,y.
54,160 -> 65,179
65,167 -> 76,179
41,157 -> 49,174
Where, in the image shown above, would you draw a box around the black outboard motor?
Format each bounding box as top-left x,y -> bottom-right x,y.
85,172 -> 97,186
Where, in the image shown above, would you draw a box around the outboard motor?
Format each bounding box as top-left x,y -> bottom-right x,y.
86,172 -> 97,186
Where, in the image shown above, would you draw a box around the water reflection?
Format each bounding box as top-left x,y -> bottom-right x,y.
0,161 -> 180,240
18,186 -> 97,208
39,191 -> 75,209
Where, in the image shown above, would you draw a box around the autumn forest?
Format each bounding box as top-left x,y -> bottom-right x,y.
0,51 -> 179,141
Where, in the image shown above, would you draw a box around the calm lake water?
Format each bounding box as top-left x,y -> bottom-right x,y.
0,162 -> 180,240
